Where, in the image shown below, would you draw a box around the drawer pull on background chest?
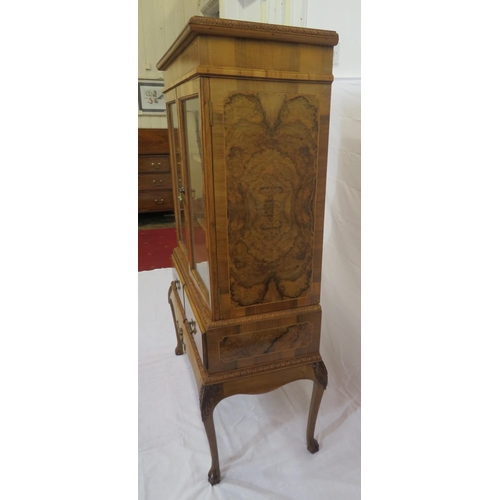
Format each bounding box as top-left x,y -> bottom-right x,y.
154,199 -> 164,204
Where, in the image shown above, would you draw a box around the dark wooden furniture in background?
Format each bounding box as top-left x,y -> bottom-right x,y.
159,16 -> 339,485
138,128 -> 174,213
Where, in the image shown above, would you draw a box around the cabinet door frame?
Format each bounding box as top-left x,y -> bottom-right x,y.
173,78 -> 218,317
165,89 -> 191,260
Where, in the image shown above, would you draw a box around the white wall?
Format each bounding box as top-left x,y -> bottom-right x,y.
306,2 -> 360,407
220,0 -> 308,26
321,79 -> 361,407
307,0 -> 360,78
138,0 -> 200,128
219,0 -> 361,77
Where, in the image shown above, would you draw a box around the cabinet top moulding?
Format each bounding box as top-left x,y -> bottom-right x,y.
157,16 -> 339,91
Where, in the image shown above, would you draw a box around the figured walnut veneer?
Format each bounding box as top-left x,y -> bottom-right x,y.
225,92 -> 318,307
219,322 -> 313,362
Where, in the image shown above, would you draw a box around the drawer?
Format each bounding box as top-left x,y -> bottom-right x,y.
184,292 -> 207,368
205,309 -> 322,374
172,267 -> 185,310
138,173 -> 172,191
138,190 -> 174,212
169,282 -> 187,349
139,155 -> 170,173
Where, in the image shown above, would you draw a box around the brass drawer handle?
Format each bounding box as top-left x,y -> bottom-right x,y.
154,199 -> 164,204
177,321 -> 186,353
188,320 -> 197,336
152,179 -> 163,184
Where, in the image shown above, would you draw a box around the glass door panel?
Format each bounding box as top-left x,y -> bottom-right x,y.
183,97 -> 210,298
168,101 -> 189,251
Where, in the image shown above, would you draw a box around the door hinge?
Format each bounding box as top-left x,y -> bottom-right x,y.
209,101 -> 213,126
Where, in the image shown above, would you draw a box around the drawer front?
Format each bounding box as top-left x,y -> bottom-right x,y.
172,267 -> 185,310
169,282 -> 186,351
206,309 -> 322,374
138,173 -> 172,191
184,292 -> 206,367
138,155 -> 170,173
138,190 -> 174,212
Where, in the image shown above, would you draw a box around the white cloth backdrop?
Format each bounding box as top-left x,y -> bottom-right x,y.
138,79 -> 361,499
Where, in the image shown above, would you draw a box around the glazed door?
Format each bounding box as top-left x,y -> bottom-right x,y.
175,78 -> 215,310
210,78 -> 331,320
166,96 -> 190,256
182,95 -> 210,299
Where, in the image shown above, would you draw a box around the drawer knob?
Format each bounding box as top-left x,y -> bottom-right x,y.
188,320 -> 197,336
152,179 -> 163,184
154,199 -> 164,204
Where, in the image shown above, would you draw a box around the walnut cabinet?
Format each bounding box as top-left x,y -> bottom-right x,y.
158,16 -> 339,485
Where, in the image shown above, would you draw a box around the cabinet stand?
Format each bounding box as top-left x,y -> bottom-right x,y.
169,282 -> 328,484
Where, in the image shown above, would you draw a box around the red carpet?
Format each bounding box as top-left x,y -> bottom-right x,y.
138,227 -> 177,272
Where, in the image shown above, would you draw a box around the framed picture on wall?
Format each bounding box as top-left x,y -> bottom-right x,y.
138,79 -> 166,114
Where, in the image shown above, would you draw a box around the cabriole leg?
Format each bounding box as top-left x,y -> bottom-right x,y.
203,411 -> 221,485
200,384 -> 224,485
306,361 -> 328,453
167,285 -> 184,356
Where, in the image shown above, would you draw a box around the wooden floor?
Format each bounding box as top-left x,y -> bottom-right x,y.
138,210 -> 176,230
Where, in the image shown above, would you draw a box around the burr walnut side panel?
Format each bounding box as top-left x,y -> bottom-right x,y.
224,92 -> 319,308
205,307 -> 322,374
219,323 -> 313,362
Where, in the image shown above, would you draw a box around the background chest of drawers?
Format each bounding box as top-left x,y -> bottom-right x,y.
138,128 -> 174,213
